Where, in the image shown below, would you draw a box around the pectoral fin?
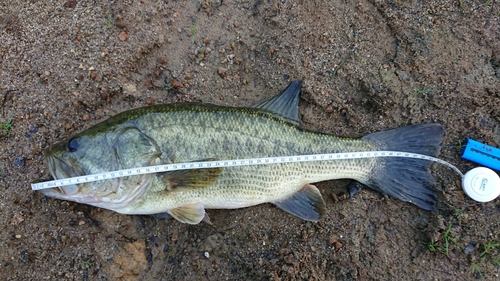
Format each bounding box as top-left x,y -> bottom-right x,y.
168,203 -> 206,225
160,159 -> 223,191
273,184 -> 326,221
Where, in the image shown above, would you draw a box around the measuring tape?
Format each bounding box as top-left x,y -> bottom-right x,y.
31,151 -> 464,191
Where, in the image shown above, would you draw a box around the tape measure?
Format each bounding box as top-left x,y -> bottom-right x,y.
31,150 -> 464,191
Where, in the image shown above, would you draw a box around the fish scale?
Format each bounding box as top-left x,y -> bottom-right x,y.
118,107 -> 375,210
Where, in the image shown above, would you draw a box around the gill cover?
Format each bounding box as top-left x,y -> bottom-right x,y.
113,127 -> 162,168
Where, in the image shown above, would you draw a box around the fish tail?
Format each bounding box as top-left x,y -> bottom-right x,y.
361,123 -> 444,210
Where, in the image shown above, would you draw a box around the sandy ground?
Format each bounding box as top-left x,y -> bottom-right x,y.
1,0 -> 500,280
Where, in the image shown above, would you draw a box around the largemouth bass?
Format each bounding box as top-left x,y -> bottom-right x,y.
40,81 -> 443,224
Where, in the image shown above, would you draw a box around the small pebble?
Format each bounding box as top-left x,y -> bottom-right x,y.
464,243 -> 476,255
218,67 -> 229,76
14,156 -> 26,167
170,79 -> 183,88
203,252 -> 210,259
331,192 -> 339,203
157,57 -> 167,65
119,31 -> 128,41
15,234 -> 21,239
63,0 -> 77,8
115,22 -> 127,29
10,213 -> 25,226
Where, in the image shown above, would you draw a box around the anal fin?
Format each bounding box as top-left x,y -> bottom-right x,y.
273,184 -> 326,221
168,203 -> 206,225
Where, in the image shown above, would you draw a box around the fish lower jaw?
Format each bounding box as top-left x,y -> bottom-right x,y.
48,193 -> 140,212
43,193 -> 108,208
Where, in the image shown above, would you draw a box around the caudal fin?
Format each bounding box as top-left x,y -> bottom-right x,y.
362,123 -> 444,210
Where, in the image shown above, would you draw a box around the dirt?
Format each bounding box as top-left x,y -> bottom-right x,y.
1,0 -> 500,280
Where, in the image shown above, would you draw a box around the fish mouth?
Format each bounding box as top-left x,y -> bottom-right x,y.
41,148 -> 86,196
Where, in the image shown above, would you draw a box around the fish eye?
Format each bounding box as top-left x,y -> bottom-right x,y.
68,138 -> 79,152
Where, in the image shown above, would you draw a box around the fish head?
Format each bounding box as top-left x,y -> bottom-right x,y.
40,125 -> 162,210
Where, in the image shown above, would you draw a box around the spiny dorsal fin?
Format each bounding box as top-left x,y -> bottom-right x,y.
252,80 -> 303,126
168,203 -> 206,224
273,184 -> 326,221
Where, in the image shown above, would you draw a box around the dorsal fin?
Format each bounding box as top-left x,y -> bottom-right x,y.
252,80 -> 303,125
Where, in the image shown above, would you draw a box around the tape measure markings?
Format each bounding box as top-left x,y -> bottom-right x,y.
31,151 -> 463,191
